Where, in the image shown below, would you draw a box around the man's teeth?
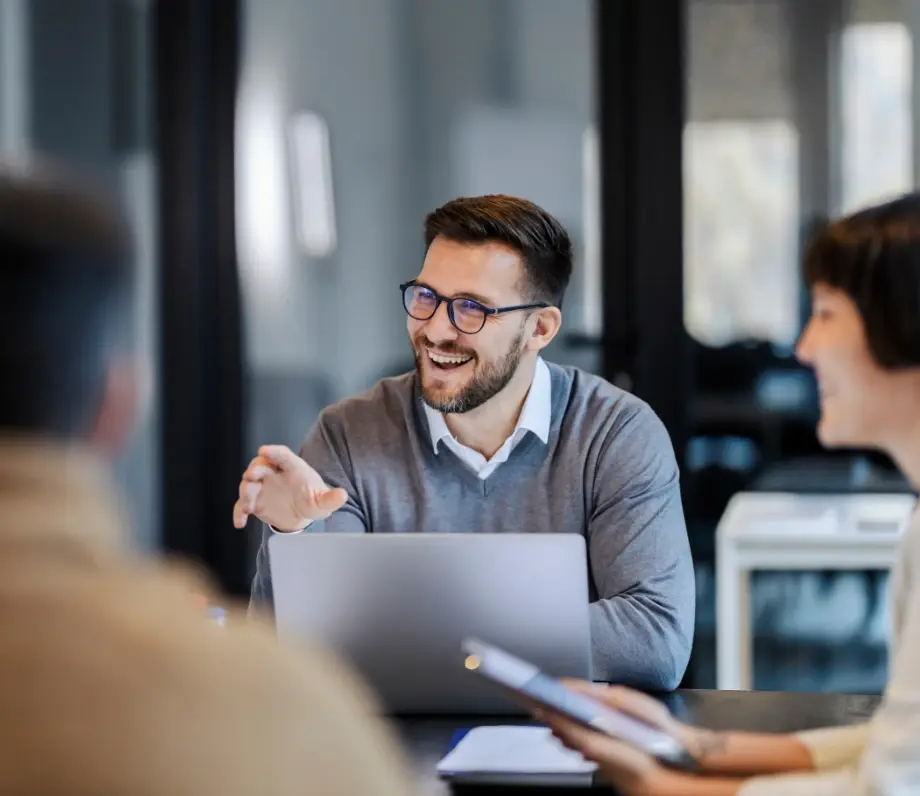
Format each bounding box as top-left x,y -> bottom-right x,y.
429,352 -> 472,365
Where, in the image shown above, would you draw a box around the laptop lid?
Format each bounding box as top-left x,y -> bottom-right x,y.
268,533 -> 592,715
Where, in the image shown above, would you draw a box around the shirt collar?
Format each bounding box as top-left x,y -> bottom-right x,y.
423,357 -> 552,453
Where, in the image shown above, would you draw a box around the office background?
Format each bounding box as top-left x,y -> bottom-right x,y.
0,0 -> 917,692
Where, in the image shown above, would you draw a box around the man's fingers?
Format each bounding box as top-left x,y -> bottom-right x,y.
232,498 -> 249,529
258,445 -> 299,470
238,478 -> 262,502
242,460 -> 276,483
234,478 -> 264,528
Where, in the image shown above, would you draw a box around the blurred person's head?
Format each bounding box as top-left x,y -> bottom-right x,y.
403,195 -> 571,414
796,193 -> 920,464
0,158 -> 137,457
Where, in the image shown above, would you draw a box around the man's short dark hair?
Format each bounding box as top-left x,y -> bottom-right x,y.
804,192 -> 920,370
0,160 -> 133,437
423,195 -> 573,308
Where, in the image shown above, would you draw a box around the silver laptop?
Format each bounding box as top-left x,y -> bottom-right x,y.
268,532 -> 592,715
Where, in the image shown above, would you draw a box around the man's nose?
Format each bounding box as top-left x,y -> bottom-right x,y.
424,302 -> 459,342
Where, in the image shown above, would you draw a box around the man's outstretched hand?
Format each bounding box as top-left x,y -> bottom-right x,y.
232,444 -> 347,531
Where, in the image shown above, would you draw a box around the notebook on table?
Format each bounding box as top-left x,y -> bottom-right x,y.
437,725 -> 602,789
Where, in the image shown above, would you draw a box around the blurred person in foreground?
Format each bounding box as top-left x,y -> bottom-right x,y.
536,193 -> 920,794
0,159 -> 411,795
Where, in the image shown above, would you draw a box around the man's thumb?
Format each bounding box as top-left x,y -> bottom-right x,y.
316,487 -> 348,512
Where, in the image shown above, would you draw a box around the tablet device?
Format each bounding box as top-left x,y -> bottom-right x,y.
462,638 -> 699,771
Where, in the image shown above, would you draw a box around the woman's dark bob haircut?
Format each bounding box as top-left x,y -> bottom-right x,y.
804,192 -> 920,369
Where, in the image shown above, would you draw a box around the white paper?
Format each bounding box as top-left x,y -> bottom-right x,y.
436,726 -> 597,775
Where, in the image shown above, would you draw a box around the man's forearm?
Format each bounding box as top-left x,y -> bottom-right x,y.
589,596 -> 692,690
684,728 -> 813,776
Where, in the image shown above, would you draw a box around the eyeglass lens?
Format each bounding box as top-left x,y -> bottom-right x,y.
402,284 -> 487,333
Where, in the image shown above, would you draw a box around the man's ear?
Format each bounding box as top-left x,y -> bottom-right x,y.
89,358 -> 141,457
527,306 -> 563,352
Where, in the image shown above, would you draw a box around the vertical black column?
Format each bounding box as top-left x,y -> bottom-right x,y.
155,0 -> 249,595
596,0 -> 688,475
792,0 -> 843,326
596,0 -> 692,683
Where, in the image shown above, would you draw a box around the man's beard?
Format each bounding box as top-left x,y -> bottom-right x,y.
414,330 -> 525,414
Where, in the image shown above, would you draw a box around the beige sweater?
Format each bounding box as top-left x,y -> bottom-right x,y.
741,505 -> 920,795
0,438 -> 413,795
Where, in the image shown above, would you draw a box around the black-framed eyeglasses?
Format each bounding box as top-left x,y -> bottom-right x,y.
399,282 -> 549,335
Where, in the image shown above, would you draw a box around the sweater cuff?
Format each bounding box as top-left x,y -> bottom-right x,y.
795,724 -> 870,771
738,768 -> 855,796
267,521 -> 311,534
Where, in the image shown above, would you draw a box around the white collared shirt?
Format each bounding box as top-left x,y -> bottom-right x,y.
422,357 -> 551,479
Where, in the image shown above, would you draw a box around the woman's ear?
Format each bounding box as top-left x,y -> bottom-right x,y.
89,358 -> 140,457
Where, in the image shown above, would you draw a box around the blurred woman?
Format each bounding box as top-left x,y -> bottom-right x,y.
540,193 -> 920,795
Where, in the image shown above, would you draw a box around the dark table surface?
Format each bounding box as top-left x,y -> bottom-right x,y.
396,688 -> 882,795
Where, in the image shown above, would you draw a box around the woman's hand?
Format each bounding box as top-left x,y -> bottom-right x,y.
534,681 -> 813,793
544,715 -> 664,793
533,682 -> 703,795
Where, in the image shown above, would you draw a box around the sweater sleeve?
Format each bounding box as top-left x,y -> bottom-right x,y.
738,768 -> 858,796
297,411 -> 368,533
796,725 -> 870,771
735,726 -> 868,795
586,400 -> 696,689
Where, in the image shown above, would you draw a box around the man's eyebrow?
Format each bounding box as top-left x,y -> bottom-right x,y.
415,281 -> 498,306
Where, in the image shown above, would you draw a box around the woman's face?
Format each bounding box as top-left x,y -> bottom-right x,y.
796,282 -> 908,450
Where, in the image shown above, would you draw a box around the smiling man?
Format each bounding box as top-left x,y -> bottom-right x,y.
237,195 -> 695,689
